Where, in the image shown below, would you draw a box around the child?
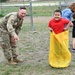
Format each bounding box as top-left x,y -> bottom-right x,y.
48,9 -> 73,68
72,13 -> 75,51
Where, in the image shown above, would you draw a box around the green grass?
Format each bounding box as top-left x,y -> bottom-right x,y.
32,6 -> 58,16
0,13 -> 4,17
0,0 -> 59,17
0,20 -> 75,75
0,2 -> 74,75
0,5 -> 58,17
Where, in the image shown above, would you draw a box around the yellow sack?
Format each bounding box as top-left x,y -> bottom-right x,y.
49,30 -> 71,68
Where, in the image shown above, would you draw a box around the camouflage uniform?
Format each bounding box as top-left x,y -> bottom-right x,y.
0,12 -> 23,60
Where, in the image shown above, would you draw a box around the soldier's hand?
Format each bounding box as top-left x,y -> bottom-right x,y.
13,34 -> 19,43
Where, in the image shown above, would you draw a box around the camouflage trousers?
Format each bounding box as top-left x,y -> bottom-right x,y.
0,30 -> 18,60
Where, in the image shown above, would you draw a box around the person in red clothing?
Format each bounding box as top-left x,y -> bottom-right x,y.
48,9 -> 73,68
48,10 -> 73,34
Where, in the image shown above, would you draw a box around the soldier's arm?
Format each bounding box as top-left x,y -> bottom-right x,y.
7,15 -> 16,36
7,15 -> 19,43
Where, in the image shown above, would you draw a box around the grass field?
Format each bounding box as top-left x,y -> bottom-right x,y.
0,3 -> 75,75
0,6 -> 58,16
0,16 -> 75,75
0,1 -> 58,17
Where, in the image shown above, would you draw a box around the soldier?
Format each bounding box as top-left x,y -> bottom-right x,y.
0,6 -> 26,65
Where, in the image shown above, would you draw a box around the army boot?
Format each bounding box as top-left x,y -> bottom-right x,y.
8,59 -> 17,65
13,57 -> 23,63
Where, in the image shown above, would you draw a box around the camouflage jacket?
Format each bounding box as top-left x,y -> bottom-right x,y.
0,12 -> 23,36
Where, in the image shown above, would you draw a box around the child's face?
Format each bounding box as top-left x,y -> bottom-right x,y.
53,12 -> 61,20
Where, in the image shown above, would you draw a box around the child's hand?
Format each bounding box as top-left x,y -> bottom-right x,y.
70,22 -> 73,27
49,27 -> 53,32
50,29 -> 53,32
63,27 -> 68,31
